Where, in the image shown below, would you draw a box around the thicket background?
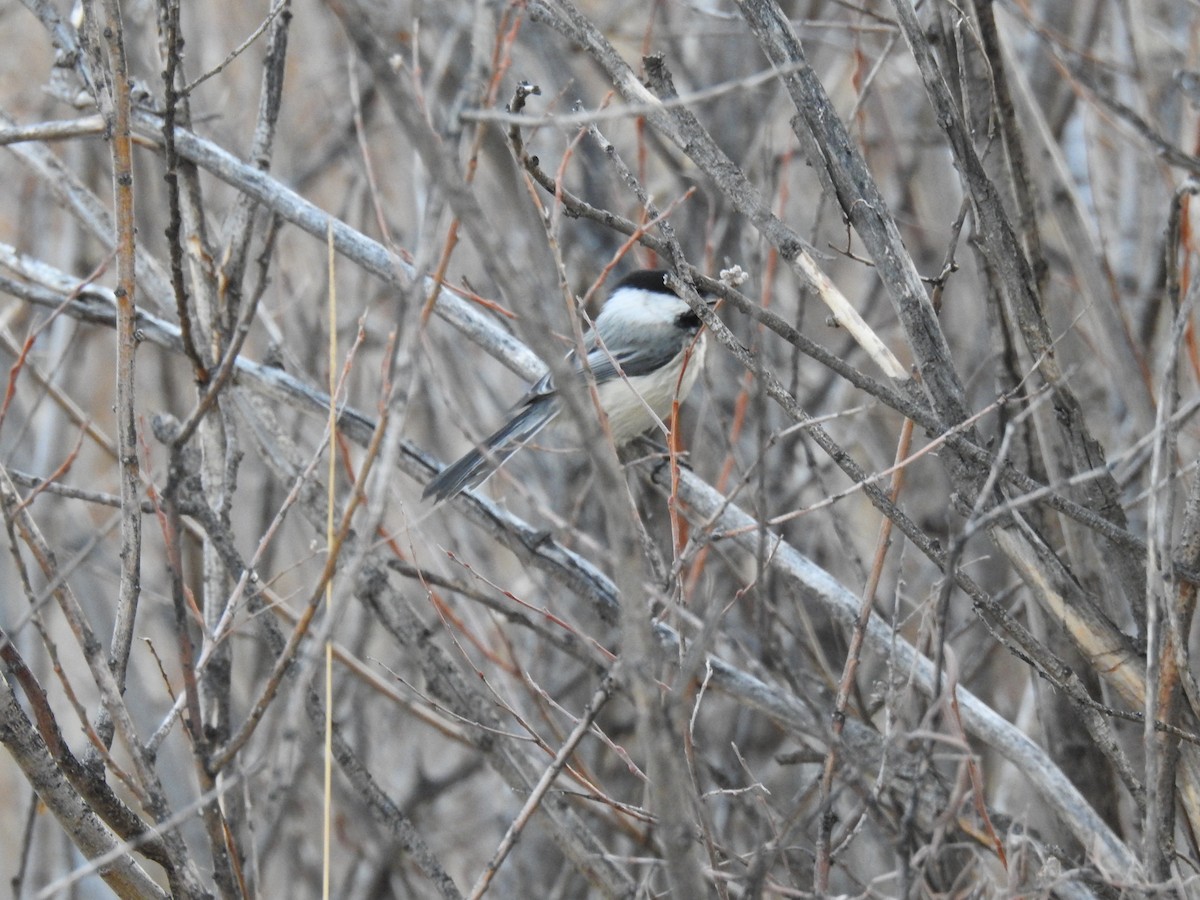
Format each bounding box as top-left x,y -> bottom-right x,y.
0,0 -> 1197,897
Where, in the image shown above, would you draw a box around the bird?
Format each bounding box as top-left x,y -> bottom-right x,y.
423,269 -> 710,502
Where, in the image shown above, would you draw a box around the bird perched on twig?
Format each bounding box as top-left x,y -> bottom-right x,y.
423,269 -> 711,502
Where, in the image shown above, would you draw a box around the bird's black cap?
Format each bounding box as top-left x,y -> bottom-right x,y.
613,269 -> 674,294
614,269 -> 718,303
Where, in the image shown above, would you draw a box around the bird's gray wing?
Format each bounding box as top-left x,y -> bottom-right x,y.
515,314 -> 694,401
577,330 -> 687,384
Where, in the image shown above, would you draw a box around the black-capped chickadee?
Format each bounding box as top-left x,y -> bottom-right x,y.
423,269 -> 710,502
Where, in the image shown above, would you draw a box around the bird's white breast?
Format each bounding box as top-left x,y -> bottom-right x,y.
595,333 -> 707,444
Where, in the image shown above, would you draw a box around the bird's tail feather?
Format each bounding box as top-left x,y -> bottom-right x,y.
423,399 -> 558,502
